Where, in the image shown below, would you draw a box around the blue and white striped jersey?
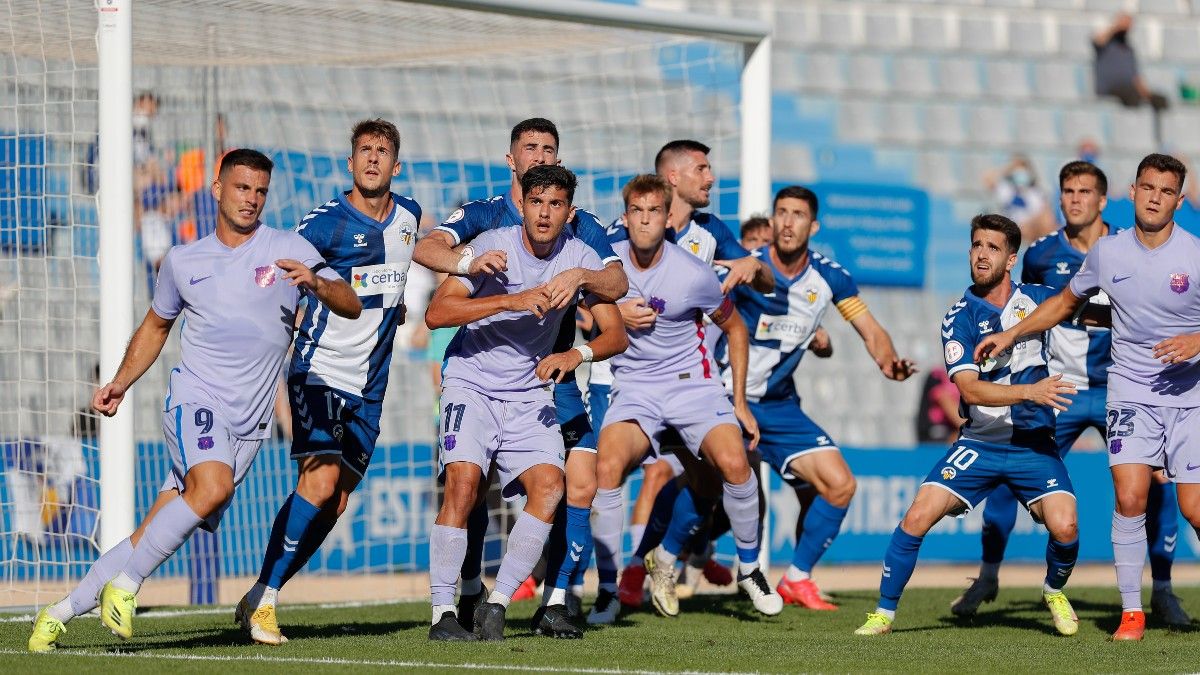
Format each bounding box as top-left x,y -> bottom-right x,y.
1022,228 -> 1112,390
435,193 -> 618,383
941,282 -> 1057,448
723,248 -> 862,402
290,192 -> 422,400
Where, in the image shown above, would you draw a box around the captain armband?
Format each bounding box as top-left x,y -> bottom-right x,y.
836,296 -> 868,322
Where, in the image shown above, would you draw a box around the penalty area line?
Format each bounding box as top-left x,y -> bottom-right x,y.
0,648 -> 752,674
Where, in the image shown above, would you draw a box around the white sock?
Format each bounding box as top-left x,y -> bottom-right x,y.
461,575 -> 483,596
258,586 -> 278,609
432,604 -> 456,624
1153,579 -> 1172,594
875,607 -> 896,620
487,590 -> 511,608
785,565 -> 809,582
738,560 -> 760,578
653,545 -> 677,569
629,524 -> 646,552
246,581 -> 267,609
1043,582 -> 1059,595
542,586 -> 567,607
111,572 -> 139,594
46,598 -> 74,623
980,562 -> 1001,581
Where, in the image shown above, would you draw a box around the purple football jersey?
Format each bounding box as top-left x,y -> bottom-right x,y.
609,240 -> 729,383
153,226 -> 340,439
1070,225 -> 1200,407
441,226 -> 604,402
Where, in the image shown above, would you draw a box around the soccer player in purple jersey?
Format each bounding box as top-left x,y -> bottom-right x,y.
977,153 -> 1200,641
425,165 -> 626,642
28,150 -> 360,651
587,174 -> 783,623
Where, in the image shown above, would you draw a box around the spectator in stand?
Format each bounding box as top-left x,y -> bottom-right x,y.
983,155 -> 1055,243
1093,12 -> 1168,146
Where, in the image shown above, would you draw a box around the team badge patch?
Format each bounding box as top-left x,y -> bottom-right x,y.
648,296 -> 667,314
445,208 -> 465,224
944,340 -> 964,364
1013,301 -> 1029,320
688,240 -> 700,254
254,265 -> 277,287
1109,439 -> 1122,454
805,287 -> 818,304
400,226 -> 415,245
197,436 -> 213,450
1170,273 -> 1189,294
443,434 -> 456,451
941,467 -> 957,480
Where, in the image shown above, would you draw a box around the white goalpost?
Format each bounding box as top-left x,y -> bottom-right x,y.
1,0 -> 769,607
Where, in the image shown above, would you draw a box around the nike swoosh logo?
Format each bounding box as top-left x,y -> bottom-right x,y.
1112,274 -> 1133,283
1188,463 -> 1200,471
190,275 -> 213,285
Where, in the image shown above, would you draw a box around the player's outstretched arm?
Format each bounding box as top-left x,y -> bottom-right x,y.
425,276 -> 549,329
276,259 -> 362,319
712,300 -> 759,449
848,310 -> 916,381
715,256 -> 774,294
544,262 -> 629,309
92,308 -> 175,417
952,370 -> 1075,411
974,287 -> 1083,363
413,229 -> 507,276
535,301 -> 628,383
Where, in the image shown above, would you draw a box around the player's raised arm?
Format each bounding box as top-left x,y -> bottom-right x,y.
536,300 -> 628,383
711,297 -> 759,449
92,308 -> 175,417
974,286 -> 1086,363
847,310 -> 915,381
413,224 -> 509,277
951,369 -> 1076,412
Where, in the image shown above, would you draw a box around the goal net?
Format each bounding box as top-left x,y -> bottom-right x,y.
1,0 -> 762,607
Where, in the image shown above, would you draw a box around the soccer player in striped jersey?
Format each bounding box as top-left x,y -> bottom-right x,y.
952,161 -> 1189,626
412,118 -> 627,635
701,185 -> 913,611
856,214 -> 1080,637
234,120 -> 422,645
29,150 -> 360,651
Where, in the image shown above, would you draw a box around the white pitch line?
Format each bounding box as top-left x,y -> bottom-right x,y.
0,598 -> 397,623
0,649 -> 756,675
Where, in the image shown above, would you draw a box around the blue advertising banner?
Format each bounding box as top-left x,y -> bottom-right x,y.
795,182 -> 930,288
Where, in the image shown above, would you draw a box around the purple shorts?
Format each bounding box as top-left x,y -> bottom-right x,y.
437,386 -> 565,501
1106,401 -> 1200,483
160,403 -> 263,531
603,375 -> 738,460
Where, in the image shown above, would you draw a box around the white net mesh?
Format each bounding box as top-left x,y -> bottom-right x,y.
1,0 -> 747,606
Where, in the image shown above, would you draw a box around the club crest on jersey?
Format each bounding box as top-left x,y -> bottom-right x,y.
1056,261 -> 1071,275
687,239 -> 700,254
254,265 -> 277,287
353,233 -> 368,248
400,226 -> 415,245
1013,301 -> 1029,320
648,296 -> 667,314
1170,273 -> 1189,294
941,467 -> 956,480
805,287 -> 818,304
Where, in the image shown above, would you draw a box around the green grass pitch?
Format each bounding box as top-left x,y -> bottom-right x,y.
3,586 -> 1200,673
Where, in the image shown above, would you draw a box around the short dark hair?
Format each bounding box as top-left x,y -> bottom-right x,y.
622,173 -> 672,210
740,215 -> 770,239
970,213 -> 1021,254
1059,160 -> 1108,194
1135,152 -> 1187,191
351,118 -> 401,155
219,148 -> 273,176
655,139 -> 711,173
773,185 -> 819,218
510,118 -> 559,148
520,164 -> 576,203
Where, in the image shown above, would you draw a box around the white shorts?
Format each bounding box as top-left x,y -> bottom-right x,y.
1106,401 -> 1200,483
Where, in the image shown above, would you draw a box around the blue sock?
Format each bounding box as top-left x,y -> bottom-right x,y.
633,479 -> 680,560
981,485 -> 1017,565
1146,481 -> 1178,582
878,525 -> 924,612
570,511 -> 593,589
281,509 -> 337,586
258,492 -> 321,589
661,486 -> 710,558
551,506 -> 592,589
791,496 -> 849,573
1044,537 -> 1078,590
461,502 -> 489,581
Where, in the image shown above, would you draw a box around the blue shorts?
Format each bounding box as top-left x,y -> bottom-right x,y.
555,382 -> 596,453
1054,386 -> 1106,456
587,382 -> 611,432
922,438 -> 1075,511
288,377 -> 382,478
750,397 -> 838,481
